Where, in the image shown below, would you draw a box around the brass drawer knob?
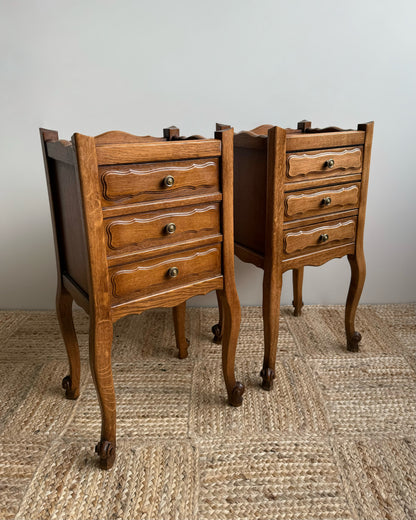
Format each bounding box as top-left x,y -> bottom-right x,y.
163,175 -> 175,187
319,233 -> 329,242
322,197 -> 332,206
325,159 -> 335,168
167,267 -> 179,278
165,223 -> 176,234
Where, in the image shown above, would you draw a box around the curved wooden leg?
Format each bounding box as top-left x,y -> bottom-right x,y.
56,285 -> 80,400
90,317 -> 116,470
172,302 -> 189,359
217,289 -> 244,407
292,267 -> 304,317
211,289 -> 223,344
345,251 -> 366,352
261,266 -> 282,391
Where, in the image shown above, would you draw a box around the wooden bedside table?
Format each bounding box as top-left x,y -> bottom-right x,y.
40,126 -> 244,469
213,121 -> 374,390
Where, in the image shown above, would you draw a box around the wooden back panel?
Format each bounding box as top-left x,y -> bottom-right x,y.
40,129 -> 90,295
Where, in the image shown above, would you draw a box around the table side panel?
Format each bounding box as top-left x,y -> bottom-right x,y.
51,159 -> 89,294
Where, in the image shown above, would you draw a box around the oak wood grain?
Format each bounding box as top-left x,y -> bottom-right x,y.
72,132 -> 115,469
283,209 -> 359,231
345,122 -> 374,351
215,128 -> 244,406
261,126 -> 286,391
172,302 -> 189,359
45,140 -> 74,165
284,183 -> 360,220
286,130 -> 365,151
292,267 -> 304,317
96,139 -> 221,165
101,192 -> 223,219
100,158 -> 220,205
109,244 -> 222,299
104,202 -> 220,255
283,218 -> 357,257
111,276 -> 223,321
283,172 -> 362,192
95,130 -> 164,145
286,148 -> 362,180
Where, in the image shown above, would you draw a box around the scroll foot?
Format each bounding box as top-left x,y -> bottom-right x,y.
212,323 -> 222,344
178,338 -> 190,359
228,382 -> 244,407
292,299 -> 304,317
95,440 -> 116,470
62,375 -> 79,400
347,331 -> 362,352
260,368 -> 275,391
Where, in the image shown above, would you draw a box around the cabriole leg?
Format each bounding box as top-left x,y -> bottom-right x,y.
261,266 -> 283,391
345,251 -> 366,352
172,302 -> 189,359
211,290 -> 223,344
217,289 -> 244,407
56,285 -> 80,400
90,317 -> 116,470
292,267 -> 304,317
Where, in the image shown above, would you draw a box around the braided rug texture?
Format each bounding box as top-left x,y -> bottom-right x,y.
0,304 -> 415,520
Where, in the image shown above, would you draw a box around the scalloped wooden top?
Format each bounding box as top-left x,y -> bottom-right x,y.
233,123 -> 366,151
94,130 -> 164,145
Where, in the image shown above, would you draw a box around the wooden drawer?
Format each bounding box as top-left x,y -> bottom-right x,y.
284,183 -> 360,221
109,244 -> 222,300
99,158 -> 220,207
286,147 -> 362,183
283,217 -> 356,258
105,202 -> 221,257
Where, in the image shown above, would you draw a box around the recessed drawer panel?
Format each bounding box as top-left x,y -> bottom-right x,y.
284,183 -> 360,221
286,148 -> 362,183
99,158 -> 220,206
283,218 -> 356,258
109,244 -> 222,300
105,202 -> 221,256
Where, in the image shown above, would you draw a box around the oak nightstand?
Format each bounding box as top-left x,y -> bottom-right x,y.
40,126 -> 244,469
213,121 -> 373,390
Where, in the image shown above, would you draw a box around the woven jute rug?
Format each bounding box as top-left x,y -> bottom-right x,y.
0,304 -> 415,520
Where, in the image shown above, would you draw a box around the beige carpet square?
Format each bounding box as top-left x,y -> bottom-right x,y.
64,360 -> 193,441
311,356 -> 416,435
189,358 -> 331,437
332,436 -> 416,520
15,439 -> 198,520
0,440 -> 49,520
197,436 -> 354,520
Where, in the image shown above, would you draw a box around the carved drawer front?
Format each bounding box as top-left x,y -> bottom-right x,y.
109,244 -> 222,299
99,158 -> 220,206
283,217 -> 357,258
284,183 -> 360,221
286,148 -> 362,183
105,202 -> 221,256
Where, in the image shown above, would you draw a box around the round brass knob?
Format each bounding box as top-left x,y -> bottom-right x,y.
167,267 -> 179,278
163,175 -> 175,187
319,233 -> 329,242
322,197 -> 332,206
325,159 -> 335,168
165,223 -> 176,234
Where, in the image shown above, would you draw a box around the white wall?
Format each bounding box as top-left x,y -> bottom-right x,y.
1,0 -> 415,309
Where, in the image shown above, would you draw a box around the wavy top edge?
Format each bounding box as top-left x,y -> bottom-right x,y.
94,130 -> 165,145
